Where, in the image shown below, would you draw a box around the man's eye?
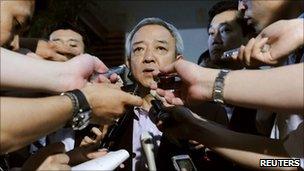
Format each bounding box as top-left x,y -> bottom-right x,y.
70,44 -> 77,47
133,47 -> 143,52
208,31 -> 214,36
157,46 -> 167,51
220,27 -> 231,33
208,29 -> 215,36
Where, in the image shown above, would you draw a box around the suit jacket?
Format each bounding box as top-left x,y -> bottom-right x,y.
108,108 -> 205,171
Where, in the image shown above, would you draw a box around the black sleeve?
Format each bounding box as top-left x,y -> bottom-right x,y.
19,38 -> 44,53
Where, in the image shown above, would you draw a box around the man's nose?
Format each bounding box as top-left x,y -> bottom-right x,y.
143,48 -> 155,63
238,0 -> 247,11
9,35 -> 20,51
212,31 -> 223,45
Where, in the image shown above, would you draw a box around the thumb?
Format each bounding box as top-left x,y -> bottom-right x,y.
93,56 -> 109,73
159,60 -> 180,74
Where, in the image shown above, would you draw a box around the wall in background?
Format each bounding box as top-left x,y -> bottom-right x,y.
179,28 -> 209,63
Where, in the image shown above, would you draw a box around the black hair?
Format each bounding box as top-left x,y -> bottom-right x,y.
48,21 -> 89,48
207,0 -> 256,37
34,0 -> 49,14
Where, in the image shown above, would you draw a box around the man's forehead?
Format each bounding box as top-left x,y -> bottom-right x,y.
50,29 -> 83,40
210,10 -> 238,28
132,24 -> 174,44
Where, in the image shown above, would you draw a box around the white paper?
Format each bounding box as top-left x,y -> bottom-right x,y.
72,149 -> 129,171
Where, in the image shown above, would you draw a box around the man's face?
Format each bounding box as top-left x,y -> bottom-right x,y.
129,24 -> 178,88
50,29 -> 85,57
208,10 -> 246,62
0,0 -> 34,49
238,0 -> 286,31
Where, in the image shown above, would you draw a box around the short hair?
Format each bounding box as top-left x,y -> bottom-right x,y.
207,0 -> 256,36
48,21 -> 88,47
125,17 -> 184,59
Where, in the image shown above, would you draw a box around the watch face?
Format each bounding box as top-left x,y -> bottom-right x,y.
72,110 -> 92,130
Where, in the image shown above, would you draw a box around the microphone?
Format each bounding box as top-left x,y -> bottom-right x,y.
90,64 -> 126,82
71,149 -> 129,170
141,132 -> 156,171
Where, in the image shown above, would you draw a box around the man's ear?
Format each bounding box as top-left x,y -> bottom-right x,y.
126,57 -> 130,68
176,54 -> 183,60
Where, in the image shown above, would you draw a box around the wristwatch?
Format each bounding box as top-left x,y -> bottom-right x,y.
213,69 -> 230,104
61,89 -> 92,130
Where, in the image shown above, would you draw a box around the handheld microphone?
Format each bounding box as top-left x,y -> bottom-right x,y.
141,132 -> 157,171
221,48 -> 239,60
71,149 -> 129,170
90,64 -> 126,82
221,44 -> 270,60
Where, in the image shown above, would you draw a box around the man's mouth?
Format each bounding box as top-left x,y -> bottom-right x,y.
143,68 -> 160,77
211,48 -> 223,55
246,18 -> 253,25
143,68 -> 155,73
244,15 -> 253,24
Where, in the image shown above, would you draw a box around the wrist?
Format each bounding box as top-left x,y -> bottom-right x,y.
61,89 -> 92,130
56,62 -> 80,92
61,95 -> 74,119
34,60 -> 66,93
295,19 -> 304,47
79,84 -> 95,111
198,67 -> 220,101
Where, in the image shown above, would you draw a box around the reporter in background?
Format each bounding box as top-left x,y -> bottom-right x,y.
26,22 -> 88,61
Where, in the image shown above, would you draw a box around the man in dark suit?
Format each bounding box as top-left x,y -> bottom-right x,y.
104,17 -> 214,171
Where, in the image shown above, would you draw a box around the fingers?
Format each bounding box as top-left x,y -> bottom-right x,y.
80,127 -> 103,147
156,89 -> 184,105
50,153 -> 70,164
237,45 -> 245,63
96,75 -> 111,83
81,136 -> 94,146
156,88 -> 167,97
109,73 -> 119,84
171,97 -> 184,106
122,93 -> 143,107
159,61 -> 178,74
86,149 -> 108,159
91,127 -> 103,142
50,52 -> 69,62
42,153 -> 70,171
150,82 -> 158,90
56,164 -> 71,171
189,140 -> 205,150
101,125 -> 108,138
244,38 -> 256,66
189,140 -> 199,144
252,37 -> 269,63
93,56 -> 109,73
26,52 -> 44,60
